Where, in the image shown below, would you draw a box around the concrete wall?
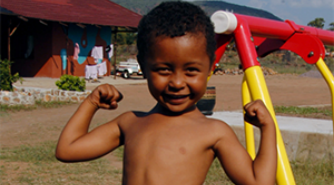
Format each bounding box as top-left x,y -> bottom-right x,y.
232,126 -> 333,163
209,111 -> 333,164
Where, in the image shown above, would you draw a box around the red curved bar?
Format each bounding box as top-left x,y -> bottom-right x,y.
234,14 -> 334,46
235,14 -> 294,40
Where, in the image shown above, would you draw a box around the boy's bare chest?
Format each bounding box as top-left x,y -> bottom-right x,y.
122,116 -> 216,157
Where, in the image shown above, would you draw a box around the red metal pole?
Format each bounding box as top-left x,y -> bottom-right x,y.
234,17 -> 260,69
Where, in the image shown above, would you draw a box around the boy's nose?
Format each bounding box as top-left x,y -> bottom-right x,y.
168,73 -> 185,91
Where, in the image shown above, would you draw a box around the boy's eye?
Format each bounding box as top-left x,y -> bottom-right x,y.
156,67 -> 172,74
186,67 -> 200,75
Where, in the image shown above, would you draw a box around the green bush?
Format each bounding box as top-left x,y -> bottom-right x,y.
55,75 -> 86,92
0,58 -> 21,91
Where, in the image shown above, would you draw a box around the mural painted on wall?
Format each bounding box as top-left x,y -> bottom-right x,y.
60,24 -> 112,70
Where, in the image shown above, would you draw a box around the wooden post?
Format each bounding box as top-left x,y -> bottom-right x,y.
66,36 -> 69,75
8,19 -> 11,61
65,25 -> 69,76
7,19 -> 12,77
7,20 -> 21,77
113,27 -> 118,79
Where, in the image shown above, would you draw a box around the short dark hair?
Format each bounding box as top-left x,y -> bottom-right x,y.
137,1 -> 216,67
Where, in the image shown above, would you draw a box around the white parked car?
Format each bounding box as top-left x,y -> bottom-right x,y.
116,59 -> 143,79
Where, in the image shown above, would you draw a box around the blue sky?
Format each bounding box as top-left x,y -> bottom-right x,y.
185,0 -> 334,29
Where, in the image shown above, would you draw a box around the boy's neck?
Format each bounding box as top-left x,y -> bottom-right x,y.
150,103 -> 198,116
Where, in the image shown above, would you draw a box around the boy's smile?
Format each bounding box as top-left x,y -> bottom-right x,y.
145,33 -> 213,113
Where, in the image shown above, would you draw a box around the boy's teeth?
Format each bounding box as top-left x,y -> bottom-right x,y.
169,94 -> 187,98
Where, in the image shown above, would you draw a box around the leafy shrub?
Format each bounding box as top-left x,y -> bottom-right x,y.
0,58 -> 21,91
55,75 -> 86,92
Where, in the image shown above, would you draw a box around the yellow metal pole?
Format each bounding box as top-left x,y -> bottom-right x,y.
242,76 -> 256,159
244,66 -> 296,185
207,71 -> 214,82
315,57 -> 334,141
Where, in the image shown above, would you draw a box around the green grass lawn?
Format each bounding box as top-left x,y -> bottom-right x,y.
274,105 -> 332,119
1,141 -> 333,184
0,100 -> 77,116
0,141 -> 123,185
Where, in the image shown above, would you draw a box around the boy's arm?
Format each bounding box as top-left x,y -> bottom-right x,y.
56,84 -> 123,162
214,100 -> 277,185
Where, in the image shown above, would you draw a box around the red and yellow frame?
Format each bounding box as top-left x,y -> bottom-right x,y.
211,11 -> 334,185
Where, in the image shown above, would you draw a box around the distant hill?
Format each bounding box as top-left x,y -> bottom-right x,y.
192,1 -> 282,21
111,0 -> 283,21
111,0 -> 166,15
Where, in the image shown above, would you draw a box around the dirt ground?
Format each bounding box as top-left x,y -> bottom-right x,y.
1,74 -> 331,148
0,74 -> 332,184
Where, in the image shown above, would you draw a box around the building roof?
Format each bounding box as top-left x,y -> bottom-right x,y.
0,0 -> 142,28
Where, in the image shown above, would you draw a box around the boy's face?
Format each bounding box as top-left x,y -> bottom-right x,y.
145,33 -> 212,113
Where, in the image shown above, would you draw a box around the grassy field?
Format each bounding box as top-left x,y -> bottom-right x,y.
0,101 -> 76,116
0,141 -> 123,185
1,141 -> 333,184
274,105 -> 332,120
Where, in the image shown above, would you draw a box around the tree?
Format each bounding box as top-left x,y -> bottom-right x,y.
116,32 -> 126,45
125,32 -> 137,45
325,22 -> 334,52
307,18 -> 325,29
328,22 -> 334,31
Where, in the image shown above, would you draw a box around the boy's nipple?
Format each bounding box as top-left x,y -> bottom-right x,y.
179,147 -> 187,155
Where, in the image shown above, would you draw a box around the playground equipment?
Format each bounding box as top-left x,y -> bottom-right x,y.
211,11 -> 334,185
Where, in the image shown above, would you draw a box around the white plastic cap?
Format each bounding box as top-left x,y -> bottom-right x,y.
211,10 -> 237,34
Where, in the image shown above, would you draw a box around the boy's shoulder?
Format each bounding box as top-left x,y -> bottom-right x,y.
115,110 -> 151,125
118,110 -> 150,119
115,111 -> 143,122
202,117 -> 236,135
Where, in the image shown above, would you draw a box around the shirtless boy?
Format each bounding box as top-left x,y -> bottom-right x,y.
56,1 -> 277,184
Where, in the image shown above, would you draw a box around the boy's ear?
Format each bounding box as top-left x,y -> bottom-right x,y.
208,55 -> 216,76
137,55 -> 147,79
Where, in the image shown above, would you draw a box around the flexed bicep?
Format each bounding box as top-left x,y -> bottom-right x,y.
56,119 -> 123,162
213,125 -> 256,185
56,84 -> 125,163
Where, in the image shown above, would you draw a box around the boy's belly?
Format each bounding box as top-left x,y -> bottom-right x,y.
121,139 -> 215,185
119,113 -> 218,184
